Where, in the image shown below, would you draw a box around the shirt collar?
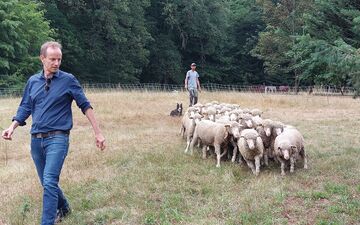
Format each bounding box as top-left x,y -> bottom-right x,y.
41,70 -> 60,79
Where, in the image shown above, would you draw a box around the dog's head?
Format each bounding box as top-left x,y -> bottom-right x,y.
178,103 -> 183,115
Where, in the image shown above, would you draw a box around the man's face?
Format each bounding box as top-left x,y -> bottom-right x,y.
40,47 -> 62,74
191,65 -> 196,70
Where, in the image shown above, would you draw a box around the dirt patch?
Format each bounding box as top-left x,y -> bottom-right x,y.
282,196 -> 331,224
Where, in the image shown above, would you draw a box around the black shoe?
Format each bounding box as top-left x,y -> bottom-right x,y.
55,207 -> 71,223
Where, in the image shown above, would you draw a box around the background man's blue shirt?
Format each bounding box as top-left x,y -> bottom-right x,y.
13,70 -> 92,134
186,70 -> 199,89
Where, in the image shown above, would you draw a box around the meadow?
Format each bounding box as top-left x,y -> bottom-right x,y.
0,91 -> 359,225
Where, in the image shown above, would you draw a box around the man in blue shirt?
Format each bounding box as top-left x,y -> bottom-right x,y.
184,63 -> 201,106
1,41 -> 106,224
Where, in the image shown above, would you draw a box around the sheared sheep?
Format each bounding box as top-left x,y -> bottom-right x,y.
216,121 -> 244,162
274,127 -> 308,176
181,112 -> 203,153
237,129 -> 264,176
189,120 -> 241,167
255,124 -> 271,166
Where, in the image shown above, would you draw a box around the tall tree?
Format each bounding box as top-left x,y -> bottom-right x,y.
252,0 -> 313,86
0,0 -> 53,88
43,0 -> 151,83
289,0 -> 360,94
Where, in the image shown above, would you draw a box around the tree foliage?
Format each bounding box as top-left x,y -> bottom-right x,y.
1,0 -> 360,95
0,0 -> 53,87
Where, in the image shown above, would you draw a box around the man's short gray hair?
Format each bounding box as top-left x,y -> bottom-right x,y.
40,41 -> 62,56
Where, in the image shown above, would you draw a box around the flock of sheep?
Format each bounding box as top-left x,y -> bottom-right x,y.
180,101 -> 308,176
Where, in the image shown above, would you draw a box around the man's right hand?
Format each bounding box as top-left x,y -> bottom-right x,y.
184,85 -> 188,90
2,127 -> 14,140
2,121 -> 19,141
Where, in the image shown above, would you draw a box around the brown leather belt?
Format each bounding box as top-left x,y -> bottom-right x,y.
32,130 -> 69,138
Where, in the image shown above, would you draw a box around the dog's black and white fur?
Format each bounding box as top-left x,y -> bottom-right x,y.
170,103 -> 183,117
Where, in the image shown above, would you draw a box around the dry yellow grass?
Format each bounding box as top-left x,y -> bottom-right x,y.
0,91 -> 359,225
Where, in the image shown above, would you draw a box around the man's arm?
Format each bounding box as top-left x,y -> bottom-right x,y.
196,78 -> 201,92
84,108 -> 106,151
184,72 -> 188,90
2,121 -> 20,140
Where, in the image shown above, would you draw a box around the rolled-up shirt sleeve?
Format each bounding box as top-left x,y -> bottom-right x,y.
12,80 -> 32,126
69,76 -> 92,114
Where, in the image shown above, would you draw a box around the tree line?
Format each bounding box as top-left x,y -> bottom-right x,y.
1,0 -> 360,94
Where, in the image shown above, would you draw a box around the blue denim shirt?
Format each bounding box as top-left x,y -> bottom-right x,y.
12,70 -> 92,134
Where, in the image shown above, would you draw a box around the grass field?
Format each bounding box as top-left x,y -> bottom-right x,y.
0,91 -> 359,225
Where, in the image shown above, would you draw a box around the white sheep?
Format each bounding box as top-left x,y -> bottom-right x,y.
250,109 -> 262,117
181,112 -> 203,153
274,127 -> 308,176
203,106 -> 217,121
239,113 -> 254,128
189,120 -> 241,167
237,129 -> 264,176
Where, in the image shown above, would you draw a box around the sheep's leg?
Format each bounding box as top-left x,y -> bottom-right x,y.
214,144 -> 221,168
219,145 -> 227,158
184,135 -> 191,153
244,158 -> 256,174
179,126 -> 185,137
277,157 -> 286,176
230,138 -> 238,163
238,154 -> 244,165
290,156 -> 295,173
263,148 -> 269,166
187,134 -> 197,155
202,145 -> 207,159
254,156 -> 261,176
301,148 -> 308,169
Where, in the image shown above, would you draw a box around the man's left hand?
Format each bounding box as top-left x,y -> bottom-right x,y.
95,133 -> 106,151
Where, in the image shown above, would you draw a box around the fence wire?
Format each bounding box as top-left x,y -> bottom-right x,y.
0,83 -> 356,98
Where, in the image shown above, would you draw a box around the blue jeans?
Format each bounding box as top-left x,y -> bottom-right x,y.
31,134 -> 70,225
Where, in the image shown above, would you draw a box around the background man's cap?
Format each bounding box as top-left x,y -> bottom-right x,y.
191,63 -> 196,66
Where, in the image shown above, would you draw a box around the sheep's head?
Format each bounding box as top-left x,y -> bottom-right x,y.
239,113 -> 253,128
251,109 -> 262,117
272,121 -> 285,136
262,119 -> 273,136
225,122 -> 243,139
276,142 -> 296,160
191,113 -> 203,124
229,111 -> 238,121
240,129 -> 259,150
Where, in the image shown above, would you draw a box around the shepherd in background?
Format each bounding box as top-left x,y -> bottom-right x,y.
184,63 -> 201,106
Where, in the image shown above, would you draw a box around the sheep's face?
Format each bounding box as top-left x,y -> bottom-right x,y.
274,127 -> 283,136
277,145 -> 296,160
188,110 -> 196,119
246,138 -> 256,150
244,119 -> 253,128
264,126 -> 272,136
229,113 -> 237,121
225,124 -> 242,139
